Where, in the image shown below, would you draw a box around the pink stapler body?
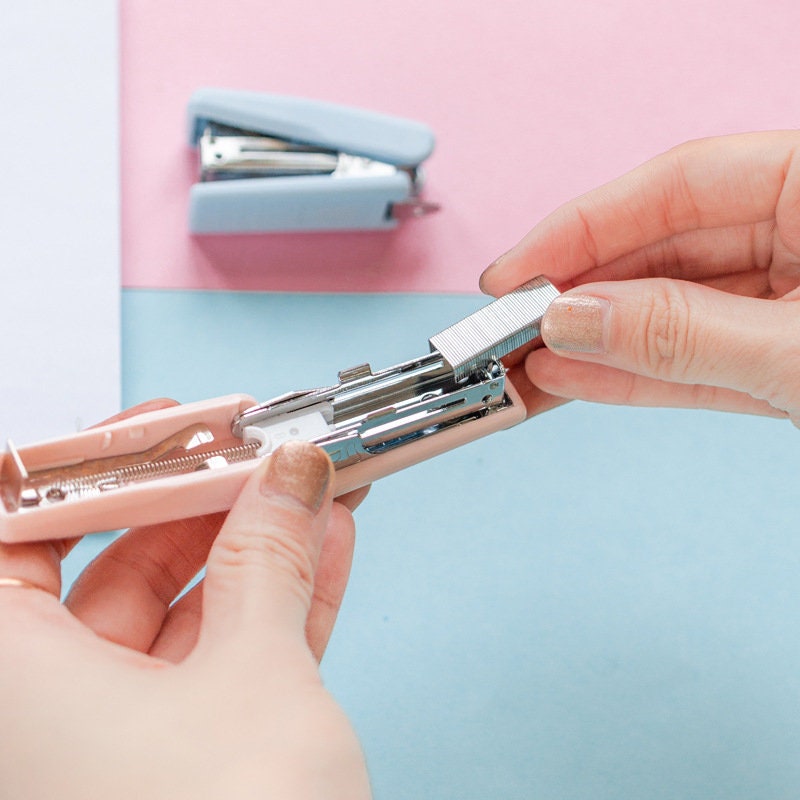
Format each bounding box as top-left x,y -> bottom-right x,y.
0,277 -> 558,543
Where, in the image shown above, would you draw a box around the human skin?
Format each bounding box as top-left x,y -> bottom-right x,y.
0,400 -> 372,799
481,131 -> 800,427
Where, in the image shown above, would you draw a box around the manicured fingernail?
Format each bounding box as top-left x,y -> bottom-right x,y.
478,252 -> 508,294
261,441 -> 332,514
542,295 -> 610,353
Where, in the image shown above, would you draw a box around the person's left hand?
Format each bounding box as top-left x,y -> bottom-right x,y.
480,132 -> 800,425
0,400 -> 371,799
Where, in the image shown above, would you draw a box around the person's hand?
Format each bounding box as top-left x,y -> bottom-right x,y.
481,131 -> 800,427
0,401 -> 371,799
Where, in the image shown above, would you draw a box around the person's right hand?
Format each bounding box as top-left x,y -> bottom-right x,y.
480,131 -> 800,427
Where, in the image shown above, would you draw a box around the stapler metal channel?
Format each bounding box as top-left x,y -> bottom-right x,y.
0,277 -> 559,542
187,88 -> 438,233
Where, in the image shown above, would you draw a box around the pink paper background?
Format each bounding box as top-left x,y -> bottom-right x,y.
121,0 -> 800,294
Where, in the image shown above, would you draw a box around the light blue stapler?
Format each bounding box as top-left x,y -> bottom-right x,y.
187,88 -> 438,233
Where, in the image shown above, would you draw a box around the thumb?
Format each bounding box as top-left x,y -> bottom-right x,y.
198,441 -> 334,658
540,278 -> 800,416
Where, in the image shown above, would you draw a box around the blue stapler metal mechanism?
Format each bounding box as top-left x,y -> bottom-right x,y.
187,88 -> 438,233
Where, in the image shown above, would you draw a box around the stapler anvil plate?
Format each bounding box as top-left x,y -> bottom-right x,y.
0,278 -> 559,543
187,88 -> 438,233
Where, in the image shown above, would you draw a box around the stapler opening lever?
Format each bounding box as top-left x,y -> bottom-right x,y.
0,278 -> 559,543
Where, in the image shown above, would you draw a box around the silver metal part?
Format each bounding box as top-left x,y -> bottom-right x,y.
199,123 -> 414,186
233,353 -> 508,468
429,276 -> 560,382
234,278 -> 558,464
200,124 -> 339,179
331,153 -> 397,180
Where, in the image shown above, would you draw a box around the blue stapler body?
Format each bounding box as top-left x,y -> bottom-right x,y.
187,88 -> 437,233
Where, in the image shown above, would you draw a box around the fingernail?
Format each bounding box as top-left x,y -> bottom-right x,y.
542,295 -> 610,353
478,252 -> 508,294
261,441 -> 332,514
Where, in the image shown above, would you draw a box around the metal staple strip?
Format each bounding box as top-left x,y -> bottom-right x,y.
428,276 -> 560,381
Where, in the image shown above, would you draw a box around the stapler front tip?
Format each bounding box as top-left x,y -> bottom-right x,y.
187,88 -> 438,234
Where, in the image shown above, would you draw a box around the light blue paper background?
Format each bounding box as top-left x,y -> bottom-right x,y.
67,288 -> 800,799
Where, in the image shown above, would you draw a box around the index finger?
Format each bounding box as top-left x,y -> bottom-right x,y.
481,131 -> 800,296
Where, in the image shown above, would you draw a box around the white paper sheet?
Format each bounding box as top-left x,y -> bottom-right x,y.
0,3 -> 120,445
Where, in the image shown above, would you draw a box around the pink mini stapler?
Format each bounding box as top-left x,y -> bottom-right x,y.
0,278 -> 559,543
